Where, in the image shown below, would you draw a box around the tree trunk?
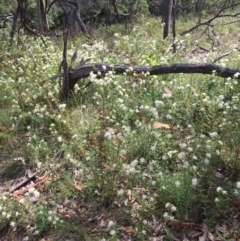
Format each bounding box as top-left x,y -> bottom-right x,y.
10,1 -> 21,43
36,0 -> 49,32
172,0 -> 176,53
163,0 -> 173,39
195,0 -> 205,23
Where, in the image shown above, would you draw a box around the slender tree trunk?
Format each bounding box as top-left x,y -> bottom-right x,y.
10,2 -> 21,41
36,0 -> 49,32
172,0 -> 176,53
163,0 -> 173,39
195,0 -> 205,23
75,0 -> 87,34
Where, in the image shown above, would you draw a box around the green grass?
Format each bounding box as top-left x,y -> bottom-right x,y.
0,15 -> 240,240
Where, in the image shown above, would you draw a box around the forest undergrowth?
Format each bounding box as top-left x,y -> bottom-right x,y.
0,15 -> 240,240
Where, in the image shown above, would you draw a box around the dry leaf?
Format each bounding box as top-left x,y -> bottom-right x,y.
168,219 -> 201,228
126,189 -> 136,202
198,235 -> 207,241
207,232 -> 215,241
153,122 -> 172,129
9,59 -> 16,64
0,125 -> 6,131
215,172 -> 224,179
73,181 -> 85,191
120,226 -> 135,233
216,223 -> 227,233
134,73 -> 145,79
164,86 -> 172,95
112,139 -> 119,146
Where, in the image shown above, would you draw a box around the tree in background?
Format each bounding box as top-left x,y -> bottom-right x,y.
162,0 -> 173,39
36,0 -> 48,32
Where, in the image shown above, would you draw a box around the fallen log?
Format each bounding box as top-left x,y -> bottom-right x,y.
52,58 -> 240,102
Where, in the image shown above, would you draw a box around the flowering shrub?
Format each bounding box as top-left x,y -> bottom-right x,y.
0,18 -> 240,240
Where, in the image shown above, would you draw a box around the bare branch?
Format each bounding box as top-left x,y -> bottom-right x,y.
52,60 -> 240,102
180,2 -> 240,36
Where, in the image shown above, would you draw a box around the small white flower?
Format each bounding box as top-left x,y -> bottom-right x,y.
206,153 -> 211,158
216,187 -> 222,193
166,114 -> 172,120
204,158 -> 209,165
157,171 -> 163,177
236,182 -> 240,189
187,147 -> 193,152
209,132 -> 218,138
28,187 -> 35,194
162,93 -> 172,98
175,181 -> 181,187
117,189 -> 124,196
192,178 -> 197,186
234,72 -> 240,78
10,221 -> 15,227
215,197 -> 219,202
192,165 -> 197,170
171,205 -> 177,212
19,198 -> 25,204
177,152 -> 186,159
57,136 -> 63,142
206,144 -> 211,150
108,220 -> 115,228
165,203 -> 171,208
139,158 -> 145,164
155,100 -> 164,107
163,212 -> 169,218
234,189 -> 239,195
104,128 -> 115,140
59,103 -> 66,110
109,229 -> 116,236
33,190 -> 40,198
218,102 -> 224,109
179,143 -> 187,149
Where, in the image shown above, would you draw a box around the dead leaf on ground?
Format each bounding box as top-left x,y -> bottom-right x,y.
0,125 -> 7,131
126,189 -> 136,203
9,59 -> 16,64
120,226 -> 135,233
216,223 -> 227,233
168,219 -> 201,228
215,172 -> 224,179
152,122 -> 173,130
186,230 -> 202,239
164,86 -> 172,95
198,235 -> 207,241
73,181 -> 85,191
207,232 -> 215,241
112,139 -> 119,146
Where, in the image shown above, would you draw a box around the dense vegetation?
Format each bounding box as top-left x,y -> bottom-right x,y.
1,1 -> 240,240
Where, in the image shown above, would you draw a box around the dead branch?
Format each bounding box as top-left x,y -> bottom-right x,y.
52,58 -> 240,102
212,49 -> 236,63
180,2 -> 240,36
